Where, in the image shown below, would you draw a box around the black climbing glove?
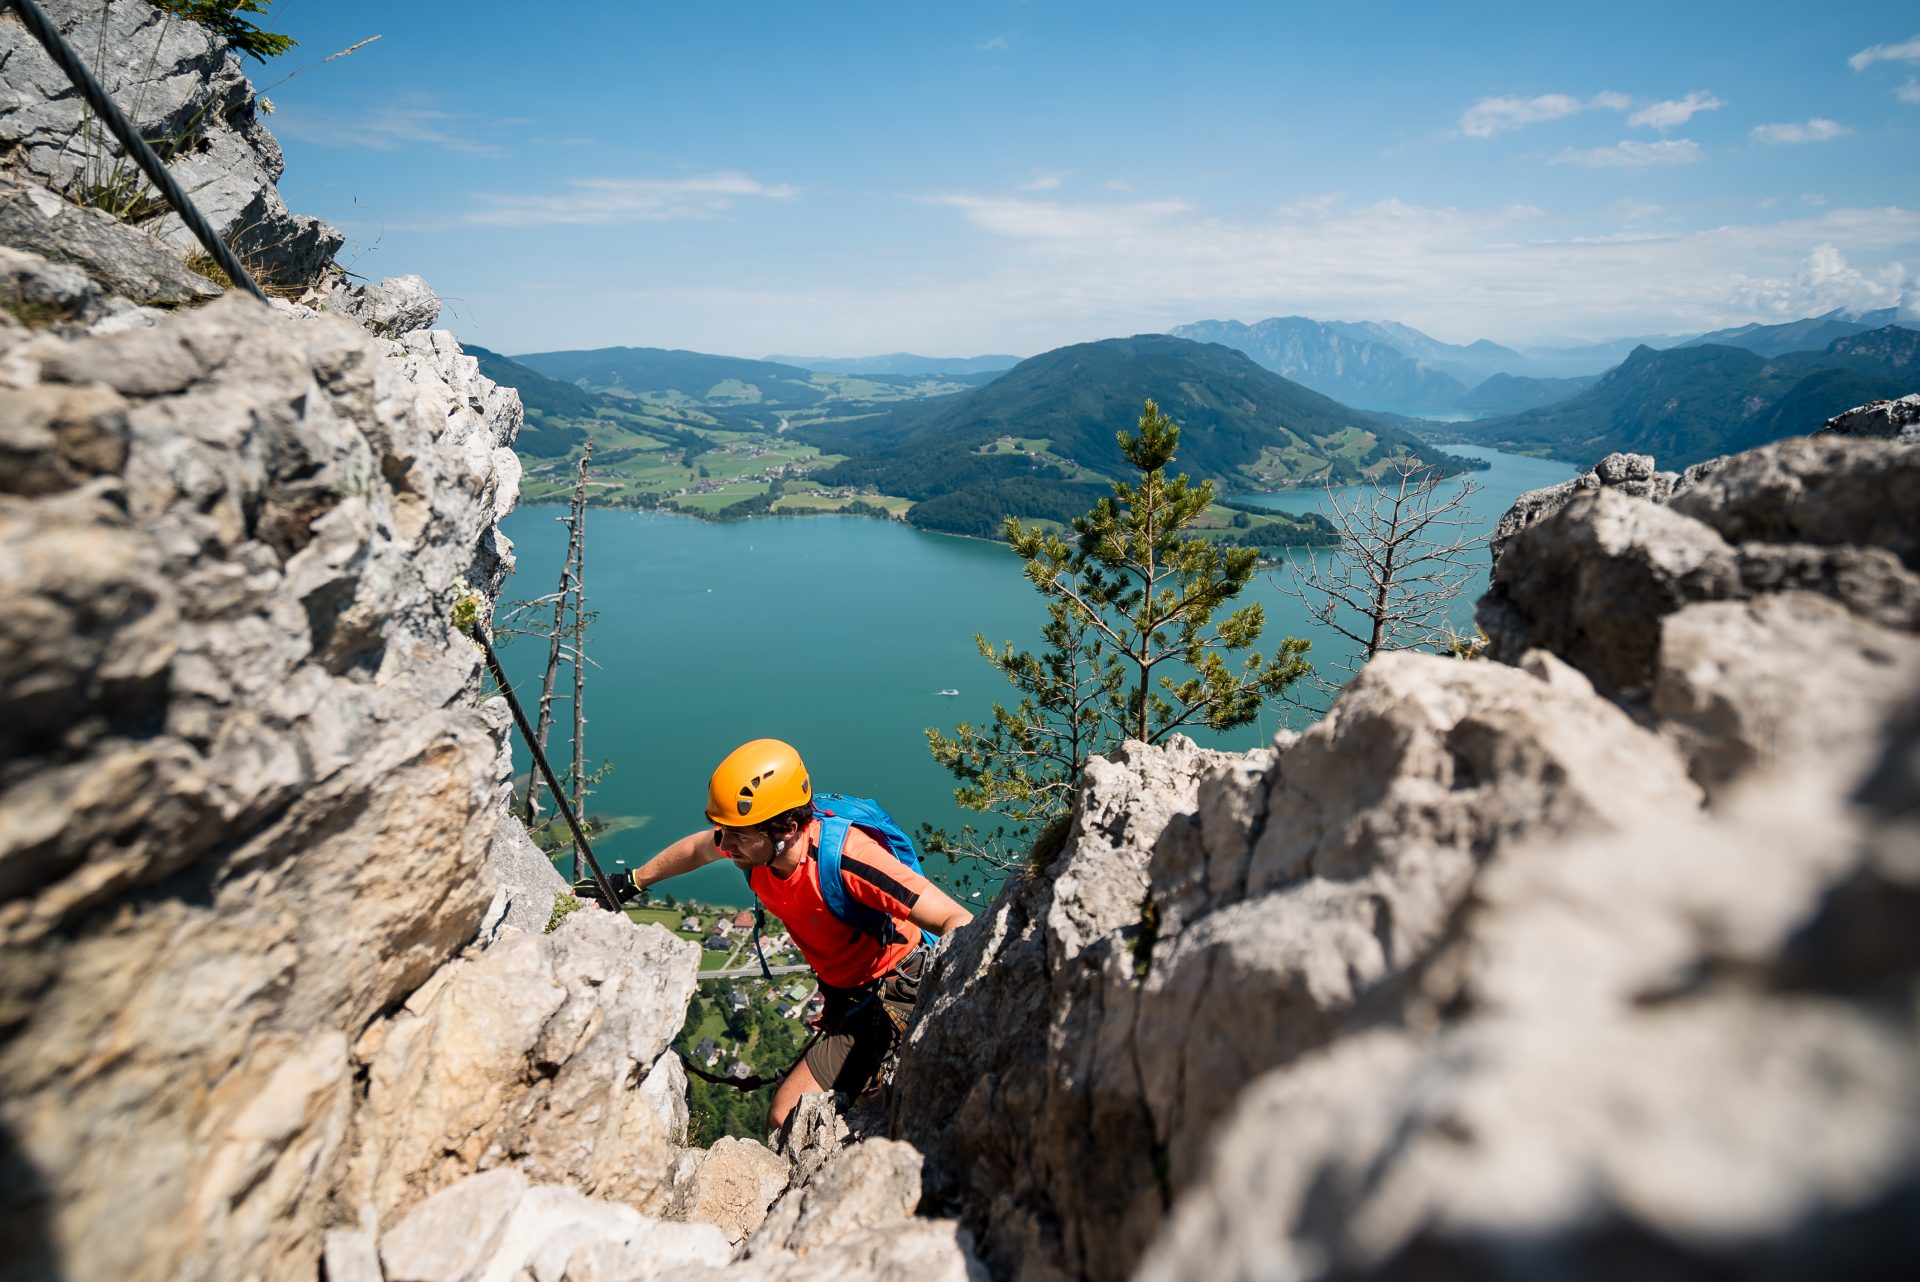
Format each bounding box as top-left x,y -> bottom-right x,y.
573,871 -> 640,907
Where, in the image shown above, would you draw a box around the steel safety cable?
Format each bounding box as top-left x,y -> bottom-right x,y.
6,0 -> 271,303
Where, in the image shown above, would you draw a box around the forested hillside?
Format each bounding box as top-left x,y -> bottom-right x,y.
1456,326 -> 1920,466
803,335 -> 1481,526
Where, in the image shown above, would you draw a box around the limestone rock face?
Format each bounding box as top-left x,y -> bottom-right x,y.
667,1137 -> 793,1245
1479,436 -> 1920,703
902,419 -> 1920,1282
378,1167 -> 732,1282
1136,741 -> 1920,1282
0,0 -> 342,286
354,909 -> 700,1222
477,816 -> 572,944
0,174 -> 221,314
0,290 -> 524,1282
747,1138 -> 925,1256
325,273 -> 445,338
1822,392 -> 1920,444
1487,449 -> 1681,570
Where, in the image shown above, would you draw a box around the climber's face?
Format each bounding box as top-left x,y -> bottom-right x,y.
714,823 -> 778,868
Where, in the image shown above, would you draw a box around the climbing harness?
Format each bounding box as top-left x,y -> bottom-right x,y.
678,944 -> 927,1094
6,0 -> 270,302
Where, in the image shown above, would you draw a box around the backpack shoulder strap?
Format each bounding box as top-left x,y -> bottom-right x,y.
814,812 -> 896,946
815,812 -> 857,925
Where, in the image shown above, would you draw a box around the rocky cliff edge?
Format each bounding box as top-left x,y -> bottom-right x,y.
2,6 -> 986,1282
896,429 -> 1920,1281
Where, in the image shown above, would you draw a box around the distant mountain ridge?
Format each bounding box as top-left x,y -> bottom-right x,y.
1679,307 -> 1902,358
1173,309 -> 1919,410
1455,371 -> 1601,418
764,352 -> 1021,376
1324,319 -> 1531,386
1168,317 -> 1469,415
1455,325 -> 1920,468
512,346 -> 829,409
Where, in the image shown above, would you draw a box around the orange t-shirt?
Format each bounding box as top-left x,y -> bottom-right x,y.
748,818 -> 927,989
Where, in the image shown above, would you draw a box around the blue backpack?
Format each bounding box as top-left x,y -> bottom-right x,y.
747,793 -> 932,979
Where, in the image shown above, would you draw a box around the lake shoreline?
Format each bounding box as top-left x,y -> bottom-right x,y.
498,445 -> 1580,910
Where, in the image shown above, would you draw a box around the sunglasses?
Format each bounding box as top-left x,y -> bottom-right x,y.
713,822 -> 779,845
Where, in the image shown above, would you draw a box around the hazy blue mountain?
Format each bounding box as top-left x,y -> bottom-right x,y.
1322,320 -> 1534,384
1455,371 -> 1600,418
802,334 -> 1481,536
1454,326 -> 1919,468
763,352 -> 1022,376
1169,317 -> 1469,415
1514,334 -> 1697,378
1679,307 -> 1903,358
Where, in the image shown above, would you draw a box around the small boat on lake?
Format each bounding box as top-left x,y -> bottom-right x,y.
936,688 -> 959,697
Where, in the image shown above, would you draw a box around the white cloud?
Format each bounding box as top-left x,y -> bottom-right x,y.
465,172 -> 798,227
899,187 -> 1920,350
1458,92 -> 1598,136
1728,243 -> 1910,317
1751,118 -> 1852,143
1550,139 -> 1702,169
1018,171 -> 1067,191
274,102 -> 508,156
1899,77 -> 1920,104
1848,35 -> 1920,71
1628,91 -> 1723,130
978,36 -> 1007,52
1801,192 -> 1830,207
917,193 -> 1195,242
1611,197 -> 1665,222
1588,91 -> 1633,113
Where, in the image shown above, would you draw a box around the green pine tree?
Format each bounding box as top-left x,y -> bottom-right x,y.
928,399 -> 1310,874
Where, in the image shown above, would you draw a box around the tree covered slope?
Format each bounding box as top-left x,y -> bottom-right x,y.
1455,327 -> 1919,468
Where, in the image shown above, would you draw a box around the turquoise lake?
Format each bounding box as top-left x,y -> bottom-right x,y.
498,446 -> 1577,908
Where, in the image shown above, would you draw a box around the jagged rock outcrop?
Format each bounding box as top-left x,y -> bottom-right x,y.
1486,450 -> 1679,569
900,421 -> 1920,1281
1479,437 -> 1920,709
1,0 -> 342,286
352,909 -> 700,1220
1821,392 -> 1920,444
0,172 -> 223,318
0,21 -> 990,1282
0,279 -> 530,1280
376,1166 -> 732,1282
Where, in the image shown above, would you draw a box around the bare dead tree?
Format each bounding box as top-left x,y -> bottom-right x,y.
513,452 -> 587,825
1281,457 -> 1484,679
568,443 -> 592,879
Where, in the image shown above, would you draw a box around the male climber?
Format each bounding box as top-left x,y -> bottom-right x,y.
575,738 -> 972,1129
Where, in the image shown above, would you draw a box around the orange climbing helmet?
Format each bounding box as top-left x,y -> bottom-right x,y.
706,738 -> 813,826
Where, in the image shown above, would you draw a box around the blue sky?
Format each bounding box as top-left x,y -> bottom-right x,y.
260,1 -> 1920,358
